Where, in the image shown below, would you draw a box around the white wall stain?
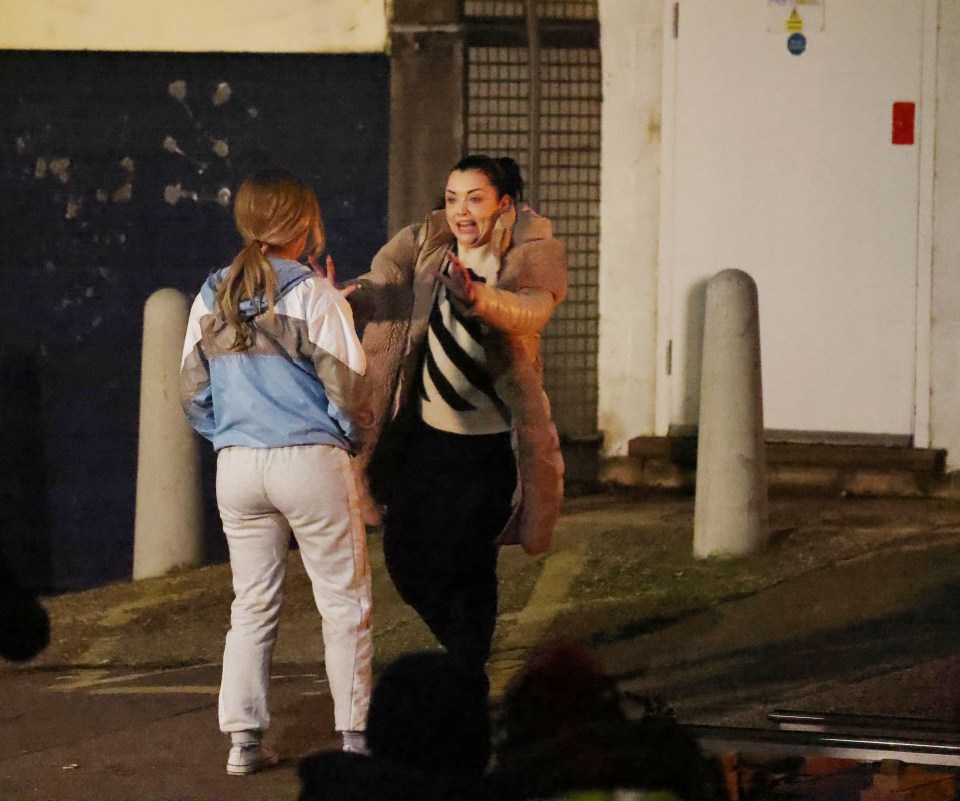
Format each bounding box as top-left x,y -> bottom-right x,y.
168,80 -> 187,101
49,157 -> 71,183
212,81 -> 231,106
111,183 -> 133,203
162,135 -> 184,155
163,184 -> 183,205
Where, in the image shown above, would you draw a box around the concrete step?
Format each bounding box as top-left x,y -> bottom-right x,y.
599,436 -> 959,498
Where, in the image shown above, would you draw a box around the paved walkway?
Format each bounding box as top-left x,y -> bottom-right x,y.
4,492 -> 960,799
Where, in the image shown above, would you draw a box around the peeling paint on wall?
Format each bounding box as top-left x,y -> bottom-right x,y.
0,50 -> 389,591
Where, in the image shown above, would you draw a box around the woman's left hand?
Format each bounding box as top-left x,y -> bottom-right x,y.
432,250 -> 476,305
309,254 -> 358,299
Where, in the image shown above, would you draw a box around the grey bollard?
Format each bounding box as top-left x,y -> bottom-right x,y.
693,269 -> 769,558
133,288 -> 204,579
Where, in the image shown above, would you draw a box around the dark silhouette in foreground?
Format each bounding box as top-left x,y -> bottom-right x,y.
299,640 -> 728,800
486,640 -> 727,801
0,547 -> 50,663
298,650 -> 490,801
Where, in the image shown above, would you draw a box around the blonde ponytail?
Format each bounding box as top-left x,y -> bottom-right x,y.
216,241 -> 280,351
215,169 -> 324,351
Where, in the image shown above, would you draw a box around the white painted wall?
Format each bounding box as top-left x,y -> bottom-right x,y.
2,0 -> 387,53
597,0 -> 960,467
930,1 -> 960,469
596,0 -> 663,455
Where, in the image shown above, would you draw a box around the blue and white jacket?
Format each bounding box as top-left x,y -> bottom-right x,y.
179,258 -> 369,452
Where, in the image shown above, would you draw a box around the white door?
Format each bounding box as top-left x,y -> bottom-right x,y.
664,0 -> 925,439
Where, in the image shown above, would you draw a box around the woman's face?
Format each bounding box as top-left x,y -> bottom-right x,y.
444,169 -> 510,251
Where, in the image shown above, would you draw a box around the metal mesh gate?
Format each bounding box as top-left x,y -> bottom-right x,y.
464,1 -> 601,485
464,1 -> 597,19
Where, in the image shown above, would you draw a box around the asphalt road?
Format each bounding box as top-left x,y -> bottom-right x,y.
4,492 -> 960,800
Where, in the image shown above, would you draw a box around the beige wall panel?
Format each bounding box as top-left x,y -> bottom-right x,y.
3,0 -> 387,53
597,0 -> 662,454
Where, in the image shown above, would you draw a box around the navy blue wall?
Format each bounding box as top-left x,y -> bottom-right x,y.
0,51 -> 389,592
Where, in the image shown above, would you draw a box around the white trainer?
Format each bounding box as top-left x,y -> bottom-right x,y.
226,741 -> 280,776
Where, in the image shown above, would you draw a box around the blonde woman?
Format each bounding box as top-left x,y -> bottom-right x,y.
180,169 -> 372,774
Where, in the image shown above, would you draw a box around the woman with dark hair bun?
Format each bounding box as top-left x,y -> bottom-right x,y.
346,154 -> 567,684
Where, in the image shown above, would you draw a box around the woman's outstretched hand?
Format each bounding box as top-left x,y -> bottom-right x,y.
309,254 -> 358,299
432,250 -> 476,305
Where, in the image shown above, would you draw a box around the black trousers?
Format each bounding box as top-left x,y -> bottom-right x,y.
383,419 -> 517,675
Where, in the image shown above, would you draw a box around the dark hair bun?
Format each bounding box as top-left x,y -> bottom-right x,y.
496,157 -> 524,201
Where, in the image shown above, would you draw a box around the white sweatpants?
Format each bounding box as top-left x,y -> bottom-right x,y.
215,444 -> 372,735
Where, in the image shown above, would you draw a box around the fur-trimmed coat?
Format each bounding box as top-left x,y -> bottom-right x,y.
350,204 -> 567,555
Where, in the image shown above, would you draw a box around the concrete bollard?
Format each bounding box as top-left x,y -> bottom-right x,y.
133,288 -> 204,579
693,269 -> 769,558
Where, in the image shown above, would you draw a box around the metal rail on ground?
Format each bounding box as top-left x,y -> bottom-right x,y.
684,710 -> 960,767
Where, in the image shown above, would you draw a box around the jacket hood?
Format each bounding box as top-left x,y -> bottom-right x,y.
202,258 -> 314,321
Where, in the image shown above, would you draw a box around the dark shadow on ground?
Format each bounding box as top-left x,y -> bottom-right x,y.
604,548 -> 960,723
